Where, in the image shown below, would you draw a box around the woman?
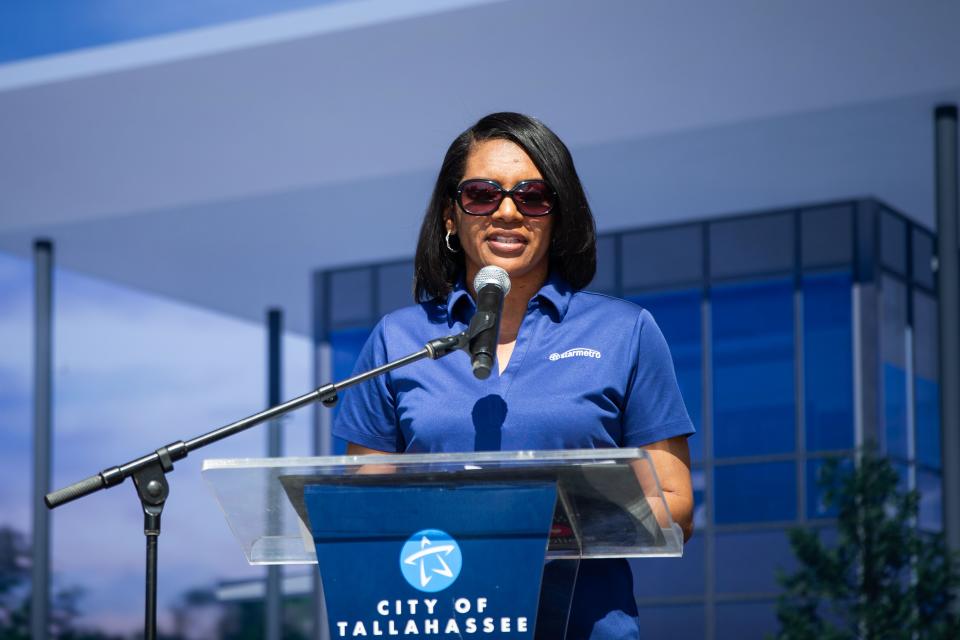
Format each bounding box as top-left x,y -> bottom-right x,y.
333,112 -> 694,638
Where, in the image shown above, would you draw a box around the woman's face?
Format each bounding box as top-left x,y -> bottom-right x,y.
446,139 -> 553,295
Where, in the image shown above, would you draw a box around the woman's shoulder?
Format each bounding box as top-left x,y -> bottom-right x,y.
375,298 -> 450,334
567,289 -> 652,326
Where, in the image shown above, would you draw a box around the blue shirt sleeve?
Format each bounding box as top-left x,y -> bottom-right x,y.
621,308 -> 695,447
331,318 -> 404,452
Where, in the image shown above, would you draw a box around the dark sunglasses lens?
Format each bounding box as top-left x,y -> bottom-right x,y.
460,181 -> 502,215
514,182 -> 554,216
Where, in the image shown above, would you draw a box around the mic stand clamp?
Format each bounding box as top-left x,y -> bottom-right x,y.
130,447 -> 175,640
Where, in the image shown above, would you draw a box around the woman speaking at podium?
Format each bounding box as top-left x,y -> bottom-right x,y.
333,112 -> 694,639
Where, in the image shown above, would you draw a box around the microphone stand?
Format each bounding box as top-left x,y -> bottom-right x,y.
44,316 -> 494,640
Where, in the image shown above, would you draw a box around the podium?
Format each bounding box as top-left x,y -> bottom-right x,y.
203,448 -> 683,639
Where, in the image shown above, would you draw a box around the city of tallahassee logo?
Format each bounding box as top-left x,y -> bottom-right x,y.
399,529 -> 463,593
548,347 -> 602,361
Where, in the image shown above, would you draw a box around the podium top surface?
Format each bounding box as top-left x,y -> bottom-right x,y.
203,448 -> 683,565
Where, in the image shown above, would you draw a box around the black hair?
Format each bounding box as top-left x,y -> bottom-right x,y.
413,112 -> 597,302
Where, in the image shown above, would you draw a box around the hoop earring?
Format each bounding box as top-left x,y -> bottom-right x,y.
445,230 -> 458,253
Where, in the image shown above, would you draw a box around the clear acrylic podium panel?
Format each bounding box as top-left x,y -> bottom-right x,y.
202,448 -> 683,565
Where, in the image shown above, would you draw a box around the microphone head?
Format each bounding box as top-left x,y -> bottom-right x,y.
473,265 -> 511,296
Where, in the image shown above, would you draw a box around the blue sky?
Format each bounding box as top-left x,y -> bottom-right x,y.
0,249 -> 315,633
0,0 -> 341,63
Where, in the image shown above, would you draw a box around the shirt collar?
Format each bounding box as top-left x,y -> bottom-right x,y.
445,280 -> 473,323
444,271 -> 573,324
536,272 -> 573,320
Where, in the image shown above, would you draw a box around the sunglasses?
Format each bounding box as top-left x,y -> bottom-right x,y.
455,179 -> 556,217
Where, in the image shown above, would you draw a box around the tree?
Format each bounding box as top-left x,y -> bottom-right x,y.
0,526 -> 29,625
776,451 -> 960,639
0,525 -> 125,640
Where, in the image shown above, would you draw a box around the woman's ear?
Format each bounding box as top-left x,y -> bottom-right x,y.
444,214 -> 457,235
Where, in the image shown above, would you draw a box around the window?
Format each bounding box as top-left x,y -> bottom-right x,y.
913,292 -> 941,469
881,276 -> 908,459
912,230 -> 936,289
376,261 -> 414,315
632,534 -> 705,598
636,604 -> 705,638
715,461 -> 796,524
806,457 -> 851,520
329,267 -> 374,328
592,234 -> 618,294
880,208 -> 907,275
712,279 -> 795,458
715,530 -> 795,594
801,204 -> 853,268
803,272 -> 854,451
329,326 -> 373,454
629,289 -> 703,461
715,601 -> 778,639
917,470 -> 943,533
710,214 -> 793,279
692,468 -> 707,528
622,225 -> 703,290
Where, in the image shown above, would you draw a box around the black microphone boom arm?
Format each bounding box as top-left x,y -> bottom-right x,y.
43,324 -> 486,640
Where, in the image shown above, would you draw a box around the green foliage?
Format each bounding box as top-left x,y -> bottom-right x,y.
775,452 -> 960,639
0,526 -> 31,635
2,523 -> 314,639
0,525 -> 125,640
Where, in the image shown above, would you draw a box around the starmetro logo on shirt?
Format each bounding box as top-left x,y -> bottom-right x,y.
548,347 -> 602,361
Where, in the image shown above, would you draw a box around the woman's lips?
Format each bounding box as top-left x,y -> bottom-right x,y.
486,233 -> 527,254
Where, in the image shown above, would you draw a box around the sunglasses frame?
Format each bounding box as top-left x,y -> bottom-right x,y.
454,179 -> 557,217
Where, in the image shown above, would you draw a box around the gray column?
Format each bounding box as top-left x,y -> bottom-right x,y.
31,239 -> 53,640
265,309 -> 283,640
935,105 -> 960,562
311,271 -> 331,640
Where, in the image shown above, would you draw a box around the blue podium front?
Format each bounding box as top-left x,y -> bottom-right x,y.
202,451 -> 684,640
303,482 -> 557,639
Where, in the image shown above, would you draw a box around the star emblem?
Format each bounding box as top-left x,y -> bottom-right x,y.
403,535 -> 456,588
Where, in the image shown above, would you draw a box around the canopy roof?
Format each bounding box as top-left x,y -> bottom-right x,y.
1,0 -> 958,333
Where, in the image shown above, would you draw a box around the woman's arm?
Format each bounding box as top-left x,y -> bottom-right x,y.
346,442 -> 391,455
642,435 -> 694,542
643,436 -> 693,541
345,441 -> 396,474
348,439 -> 694,541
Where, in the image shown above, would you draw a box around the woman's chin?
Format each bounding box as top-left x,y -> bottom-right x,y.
479,258 -> 548,287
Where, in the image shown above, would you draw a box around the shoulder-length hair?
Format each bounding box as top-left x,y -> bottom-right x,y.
413,112 -> 597,302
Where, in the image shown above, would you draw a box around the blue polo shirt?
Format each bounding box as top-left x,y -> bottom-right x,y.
333,274 -> 694,638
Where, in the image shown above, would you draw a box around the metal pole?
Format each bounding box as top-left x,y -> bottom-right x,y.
31,239 -> 53,640
935,105 -> 960,567
311,271 -> 331,640
265,309 -> 283,640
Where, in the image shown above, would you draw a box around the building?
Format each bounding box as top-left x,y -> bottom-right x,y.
315,197 -> 943,636
0,2 -> 957,639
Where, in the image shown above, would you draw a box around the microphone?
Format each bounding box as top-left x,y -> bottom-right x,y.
468,265 -> 511,380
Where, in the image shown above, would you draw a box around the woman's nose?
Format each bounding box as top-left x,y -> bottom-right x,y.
492,194 -> 523,222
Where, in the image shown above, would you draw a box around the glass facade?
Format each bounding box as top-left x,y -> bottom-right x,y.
803,272 -> 854,452
313,198 -> 943,639
712,278 -> 795,458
